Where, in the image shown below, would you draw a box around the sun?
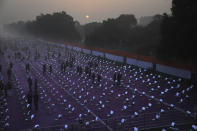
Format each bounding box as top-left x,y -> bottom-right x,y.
85,15 -> 89,19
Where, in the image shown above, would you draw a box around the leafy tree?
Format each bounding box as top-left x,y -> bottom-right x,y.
85,14 -> 163,56
160,0 -> 197,62
83,22 -> 102,36
85,14 -> 137,48
4,11 -> 80,42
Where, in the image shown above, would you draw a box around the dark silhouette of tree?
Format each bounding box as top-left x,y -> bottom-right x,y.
116,14 -> 137,30
85,14 -> 163,56
160,0 -> 197,62
85,14 -> 137,48
83,22 -> 102,37
4,11 -> 80,42
4,11 -> 174,58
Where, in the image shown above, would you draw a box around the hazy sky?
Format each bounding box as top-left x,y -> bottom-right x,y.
0,0 -> 172,25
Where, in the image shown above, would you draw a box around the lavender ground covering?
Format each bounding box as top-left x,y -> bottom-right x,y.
0,39 -> 196,131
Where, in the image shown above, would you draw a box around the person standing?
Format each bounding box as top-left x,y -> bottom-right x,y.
26,63 -> 30,73
61,62 -> 64,72
49,65 -> 52,74
34,92 -> 39,111
0,80 -> 4,91
97,74 -> 101,83
27,77 -> 32,90
0,65 -> 2,81
34,79 -> 38,91
0,80 -> 5,96
0,64 -> 2,73
117,73 -> 122,86
7,68 -> 12,80
43,64 -> 46,75
92,73 -> 95,83
79,67 -> 82,75
113,73 -> 117,84
34,79 -> 39,111
4,82 -> 8,97
27,89 -> 32,110
9,62 -> 13,69
88,68 -> 91,77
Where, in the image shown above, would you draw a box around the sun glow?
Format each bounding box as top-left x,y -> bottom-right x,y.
85,15 -> 89,19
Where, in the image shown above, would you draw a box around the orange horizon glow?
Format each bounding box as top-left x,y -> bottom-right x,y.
0,0 -> 172,25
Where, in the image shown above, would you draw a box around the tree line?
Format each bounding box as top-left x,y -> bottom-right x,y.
4,11 -> 81,42
159,0 -> 197,63
84,14 -> 163,57
4,0 -> 197,63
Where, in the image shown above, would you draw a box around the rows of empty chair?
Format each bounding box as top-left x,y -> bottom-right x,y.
0,38 -> 196,131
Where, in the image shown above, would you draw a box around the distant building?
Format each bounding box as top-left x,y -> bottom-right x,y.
138,16 -> 153,26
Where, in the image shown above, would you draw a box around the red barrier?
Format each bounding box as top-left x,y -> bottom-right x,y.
48,39 -> 197,72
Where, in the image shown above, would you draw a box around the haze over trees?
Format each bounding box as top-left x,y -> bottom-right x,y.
85,14 -> 137,47
138,16 -> 154,26
85,14 -> 163,56
3,0 -> 197,63
4,11 -> 81,42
